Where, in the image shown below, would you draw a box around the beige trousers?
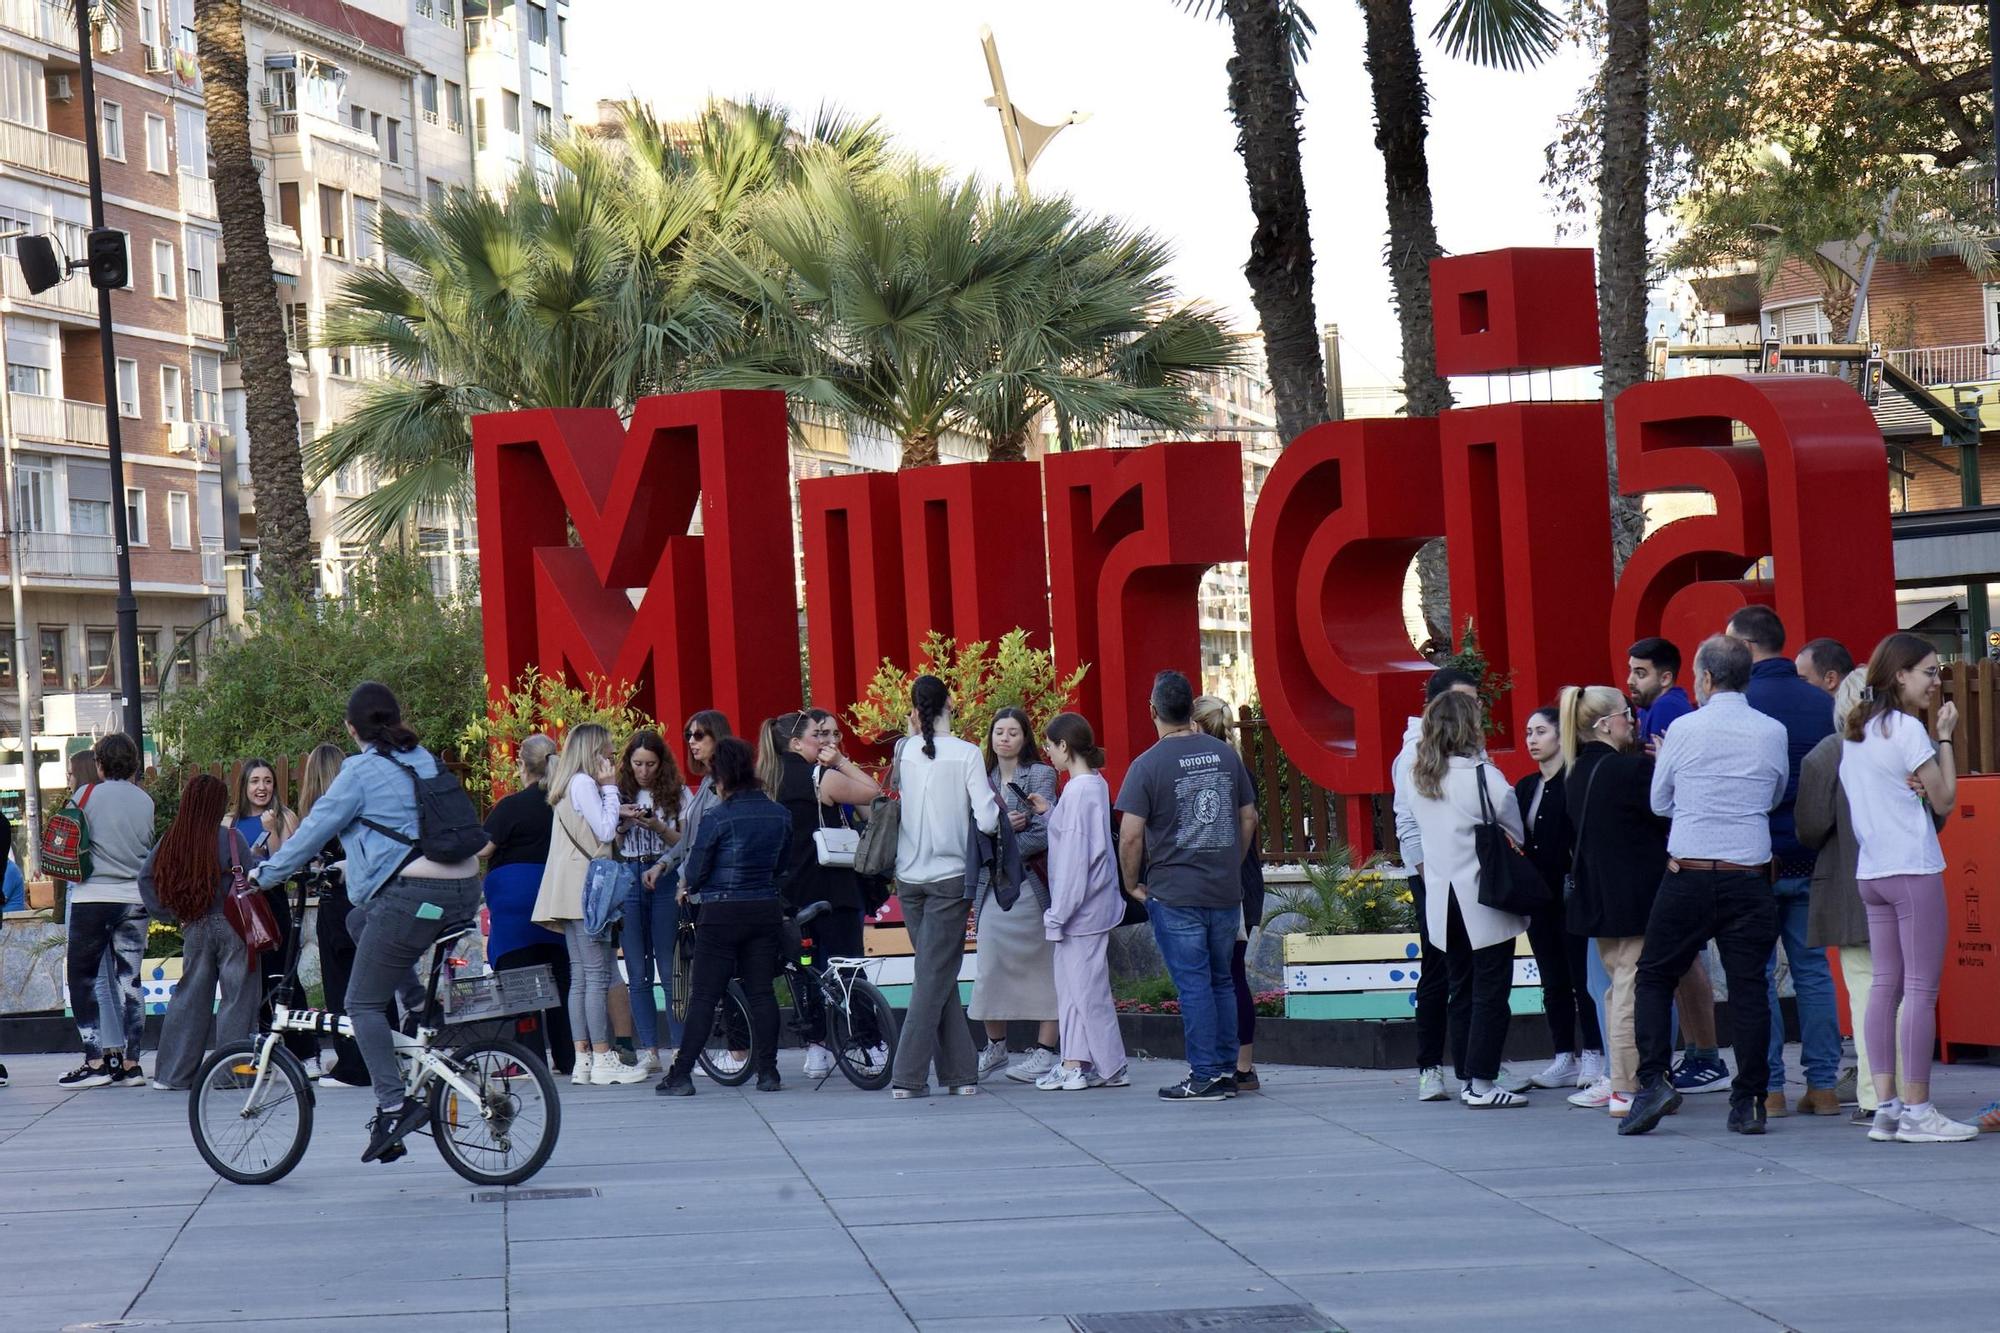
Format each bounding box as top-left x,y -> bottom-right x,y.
1597,936 -> 1646,1093
1838,945 -> 1879,1113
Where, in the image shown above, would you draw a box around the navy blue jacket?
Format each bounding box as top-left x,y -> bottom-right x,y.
1743,657 -> 1835,876
682,789 -> 792,902
1638,686 -> 1693,742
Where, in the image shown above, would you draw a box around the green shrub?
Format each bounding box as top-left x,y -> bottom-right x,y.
1263,840 -> 1413,935
459,669 -> 662,806
846,630 -> 1087,749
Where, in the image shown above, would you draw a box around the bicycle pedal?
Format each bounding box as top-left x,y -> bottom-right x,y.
376,1141 -> 408,1164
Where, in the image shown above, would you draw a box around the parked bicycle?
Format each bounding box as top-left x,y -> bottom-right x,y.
669,900 -> 899,1090
188,872 -> 563,1187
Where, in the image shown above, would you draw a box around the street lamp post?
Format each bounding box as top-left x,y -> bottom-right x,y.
72,6 -> 145,746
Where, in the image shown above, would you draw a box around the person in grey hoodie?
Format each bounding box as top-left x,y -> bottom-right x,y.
58,733 -> 157,1089
1392,669 -> 1479,1105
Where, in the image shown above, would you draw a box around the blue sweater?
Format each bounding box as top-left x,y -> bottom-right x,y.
1743,657 -> 1835,875
1638,686 -> 1693,742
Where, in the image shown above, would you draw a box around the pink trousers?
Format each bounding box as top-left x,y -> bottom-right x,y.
1858,873 -> 1947,1091
1053,931 -> 1126,1076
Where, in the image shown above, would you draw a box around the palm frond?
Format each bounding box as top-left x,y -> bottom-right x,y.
1430,0 -> 1563,70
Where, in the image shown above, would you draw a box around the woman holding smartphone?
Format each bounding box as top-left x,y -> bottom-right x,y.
970,707 -> 1061,1083
614,729 -> 688,1076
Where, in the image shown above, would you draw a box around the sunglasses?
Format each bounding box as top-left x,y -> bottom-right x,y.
685,730 -> 708,742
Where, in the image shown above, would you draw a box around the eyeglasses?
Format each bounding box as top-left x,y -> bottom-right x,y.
685,730 -> 707,742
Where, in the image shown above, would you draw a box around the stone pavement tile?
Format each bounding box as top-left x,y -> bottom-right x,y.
895,1278 -> 1311,1325
1286,1257 -> 1785,1333
1853,1178 -> 2000,1237
1457,1148 -> 1821,1199
9,1276 -> 154,1333
100,1316 -> 505,1332
825,1163 -> 1171,1227
916,1316 -> 1073,1332
1200,1193 -> 1629,1277
805,1161 -> 1115,1202
503,1176 -> 842,1241
847,1212 -> 1283,1320
507,1224 -> 883,1312
1521,1180 -> 1966,1258
1667,1234 -> 2000,1331
512,1291 -> 914,1332
129,1275 -> 506,1324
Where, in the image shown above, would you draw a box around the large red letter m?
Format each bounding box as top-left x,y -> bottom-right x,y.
472,389 -> 802,731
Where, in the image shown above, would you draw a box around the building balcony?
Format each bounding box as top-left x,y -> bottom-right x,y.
188,296 -> 224,340
269,110 -> 299,137
201,539 -> 223,586
0,0 -> 64,44
8,392 -> 105,447
16,531 -> 115,579
166,420 -> 229,464
466,15 -> 517,57
0,118 -> 85,182
178,171 -> 217,218
0,264 -> 94,319
1886,343 -> 2000,389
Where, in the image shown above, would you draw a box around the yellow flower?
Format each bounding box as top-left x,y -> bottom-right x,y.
1365,900 -> 1377,909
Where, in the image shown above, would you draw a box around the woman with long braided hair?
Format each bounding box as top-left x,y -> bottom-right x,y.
139,775 -> 259,1090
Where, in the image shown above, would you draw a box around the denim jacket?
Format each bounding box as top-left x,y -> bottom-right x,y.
254,744 -> 446,906
682,789 -> 791,903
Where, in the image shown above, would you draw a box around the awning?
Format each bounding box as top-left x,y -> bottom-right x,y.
1898,597 -> 1961,629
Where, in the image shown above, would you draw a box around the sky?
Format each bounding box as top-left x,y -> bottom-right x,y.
565,0 -> 1602,394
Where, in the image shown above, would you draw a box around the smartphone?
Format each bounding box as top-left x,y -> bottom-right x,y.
1006,781 -> 1029,802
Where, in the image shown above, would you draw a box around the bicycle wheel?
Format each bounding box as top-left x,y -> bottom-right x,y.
670,927 -> 693,1024
696,981 -> 755,1085
429,1037 -> 562,1187
190,1038 -> 314,1185
830,977 -> 900,1092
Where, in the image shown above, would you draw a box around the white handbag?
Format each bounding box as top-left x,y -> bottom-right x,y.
812,770 -> 859,867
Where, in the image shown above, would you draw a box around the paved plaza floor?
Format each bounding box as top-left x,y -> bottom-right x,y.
5,1049 -> 2000,1332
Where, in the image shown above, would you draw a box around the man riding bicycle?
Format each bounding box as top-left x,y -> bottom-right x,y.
250,682 -> 484,1163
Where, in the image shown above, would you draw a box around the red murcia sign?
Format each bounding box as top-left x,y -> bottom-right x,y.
474,248 -> 1897,849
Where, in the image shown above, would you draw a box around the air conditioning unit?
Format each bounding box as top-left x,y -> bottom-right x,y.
144,44 -> 169,73
48,74 -> 73,102
257,84 -> 273,107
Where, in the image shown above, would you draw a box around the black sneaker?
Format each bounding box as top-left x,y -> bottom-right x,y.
1727,1098 -> 1769,1136
755,1069 -> 782,1093
656,1071 -> 695,1097
107,1055 -> 146,1087
0,1062 -> 9,1086
1616,1077 -> 1684,1136
1158,1075 -> 1234,1102
1234,1068 -> 1260,1092
58,1062 -> 111,1089
361,1098 -> 432,1163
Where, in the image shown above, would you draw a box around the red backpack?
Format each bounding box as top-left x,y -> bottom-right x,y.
41,783 -> 95,884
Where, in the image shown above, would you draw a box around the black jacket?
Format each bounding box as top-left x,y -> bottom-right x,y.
1514,768 -> 1573,901
1564,742 -> 1670,939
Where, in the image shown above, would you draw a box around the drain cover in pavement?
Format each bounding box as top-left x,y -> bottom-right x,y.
468,1186 -> 600,1203
1068,1305 -> 1340,1333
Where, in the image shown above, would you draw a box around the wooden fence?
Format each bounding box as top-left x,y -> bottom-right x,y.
1920,660 -> 2000,774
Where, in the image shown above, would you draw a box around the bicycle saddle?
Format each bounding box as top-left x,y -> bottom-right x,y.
793,900 -> 833,928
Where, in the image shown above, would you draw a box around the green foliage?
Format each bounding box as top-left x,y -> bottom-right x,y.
845,630 -> 1088,750
155,554 -> 485,789
459,669 -> 663,806
1263,841 -> 1412,936
1436,617 -> 1513,737
145,919 -> 183,959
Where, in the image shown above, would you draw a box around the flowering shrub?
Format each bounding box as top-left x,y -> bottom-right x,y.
460,669 -> 663,806
1264,840 -> 1415,935
846,630 -> 1088,749
145,920 -> 183,959
1253,989 -> 1285,1018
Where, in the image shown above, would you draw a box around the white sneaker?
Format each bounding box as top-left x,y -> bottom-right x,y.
1531,1052 -> 1579,1089
1418,1067 -> 1448,1102
1495,1065 -> 1535,1095
707,1051 -> 747,1079
591,1051 -> 650,1086
1007,1047 -> 1059,1082
1578,1050 -> 1608,1087
1568,1077 -> 1613,1109
1895,1104 -> 1979,1143
148,1078 -> 178,1091
1868,1103 -> 1903,1142
570,1055 -> 590,1086
1094,1066 -> 1130,1088
1607,1091 -> 1633,1118
1054,1064 -> 1091,1091
977,1042 -> 1010,1079
300,1055 -> 324,1081
802,1044 -> 835,1079
634,1050 -> 661,1076
1035,1065 -> 1069,1091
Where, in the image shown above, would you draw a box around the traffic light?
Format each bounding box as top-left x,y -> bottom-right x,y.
85,228 -> 127,289
1760,339 -> 1783,373
1861,355 -> 1885,406
15,234 -> 62,294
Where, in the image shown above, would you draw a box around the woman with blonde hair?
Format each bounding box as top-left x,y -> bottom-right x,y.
1407,690 -> 1528,1107
531,724 -> 649,1086
1840,632 -> 1973,1143
1559,684 -> 1669,1115
480,734 -> 573,1077
1192,695 -> 1267,1089
297,742 -> 365,1084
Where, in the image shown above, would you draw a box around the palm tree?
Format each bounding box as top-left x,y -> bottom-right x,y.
310,100 -> 881,538
1597,0 -> 1650,563
1179,1 -> 1328,449
192,0 -> 313,594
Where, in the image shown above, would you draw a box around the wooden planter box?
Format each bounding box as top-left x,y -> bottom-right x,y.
1280,931 -> 1545,1020
1116,1011 -> 1556,1071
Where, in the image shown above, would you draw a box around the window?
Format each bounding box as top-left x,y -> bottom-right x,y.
139,0 -> 161,50
354,196 -> 377,262
284,301 -> 308,351
159,364 -> 183,422
115,358 -> 139,417
370,110 -> 381,142
327,346 -> 354,377
503,91 -> 520,133
191,351 -> 220,423
421,72 -> 438,119
473,98 -> 486,150
145,112 -> 168,173
100,101 -> 124,160
84,629 -> 115,690
264,65 -> 296,113
167,490 -> 190,548
384,117 -> 400,163
0,630 -> 14,687
318,184 -> 346,257
68,459 -> 110,538
277,180 -> 300,233
185,231 -> 215,300
15,459 -> 51,532
0,52 -> 45,130
125,487 -> 146,545
152,239 -> 176,297
138,629 -> 159,688
558,15 -> 566,54
6,362 -> 46,395
349,104 -> 366,131
534,102 -> 551,141
40,627 -> 64,689
527,1 -> 547,45
426,177 -> 444,208
444,81 -> 464,129
175,104 -> 207,176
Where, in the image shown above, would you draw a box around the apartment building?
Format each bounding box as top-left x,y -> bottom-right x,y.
0,0 -> 228,767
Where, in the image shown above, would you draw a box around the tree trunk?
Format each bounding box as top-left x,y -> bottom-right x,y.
195,0 -> 312,599
1597,0 -> 1651,568
901,429 -> 942,468
1361,0 -> 1451,647
985,426 -> 1031,463
1221,0 -> 1328,449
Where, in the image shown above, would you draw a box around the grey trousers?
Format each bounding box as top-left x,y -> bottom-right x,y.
562,920 -> 616,1048
891,878 -> 976,1092
154,912 -> 259,1089
347,874 -> 481,1110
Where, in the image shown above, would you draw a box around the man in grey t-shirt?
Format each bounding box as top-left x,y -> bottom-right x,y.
1117,670 -> 1257,1101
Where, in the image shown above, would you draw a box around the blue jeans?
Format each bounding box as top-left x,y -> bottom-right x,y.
623,877 -> 681,1050
1148,900 -> 1239,1083
1766,876 -> 1840,1091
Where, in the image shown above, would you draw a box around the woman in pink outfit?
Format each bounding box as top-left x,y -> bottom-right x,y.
1029,713 -> 1129,1091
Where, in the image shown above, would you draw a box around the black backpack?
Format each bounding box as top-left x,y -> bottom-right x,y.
361,753 -> 488,866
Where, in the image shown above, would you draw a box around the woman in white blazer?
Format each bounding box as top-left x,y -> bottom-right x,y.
1408,690 -> 1529,1108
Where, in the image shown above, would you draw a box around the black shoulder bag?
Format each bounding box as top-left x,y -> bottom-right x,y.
1473,762 -> 1552,915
